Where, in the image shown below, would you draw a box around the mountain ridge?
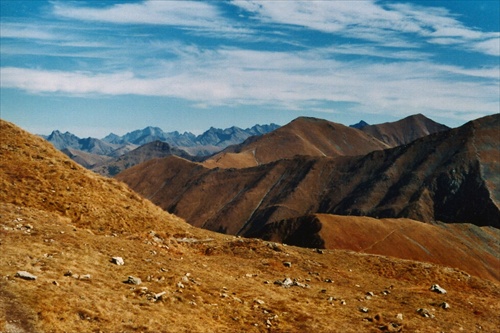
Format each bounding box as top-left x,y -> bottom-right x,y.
117,114 -> 499,232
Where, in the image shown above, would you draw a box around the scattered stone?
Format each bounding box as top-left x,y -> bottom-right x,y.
366,291 -> 375,297
430,284 -> 447,294
154,291 -> 167,300
15,271 -> 37,280
440,302 -> 450,310
80,274 -> 91,280
396,313 -> 404,321
175,237 -> 215,244
314,249 -> 324,254
254,299 -> 265,305
52,280 -> 59,286
340,300 -> 347,305
324,278 -> 333,283
177,282 -> 185,289
283,261 -> 292,268
64,270 -> 73,277
274,277 -> 309,288
111,257 -> 124,265
417,308 -> 435,318
126,276 -> 142,285
360,307 -> 369,313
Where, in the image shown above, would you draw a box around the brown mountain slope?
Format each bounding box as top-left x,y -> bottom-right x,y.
360,113 -> 450,147
203,116 -> 390,169
254,214 -> 500,282
117,114 -> 499,236
3,120 -> 500,332
0,120 -> 188,235
92,140 -> 198,177
61,147 -> 113,169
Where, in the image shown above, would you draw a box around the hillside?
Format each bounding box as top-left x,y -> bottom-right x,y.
360,114 -> 450,147
254,214 -> 500,282
202,117 -> 390,169
1,119 -> 500,332
92,141 -> 200,177
61,147 -> 113,169
119,114 -> 499,230
202,114 -> 448,169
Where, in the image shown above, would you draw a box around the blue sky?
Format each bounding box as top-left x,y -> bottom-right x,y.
1,0 -> 499,137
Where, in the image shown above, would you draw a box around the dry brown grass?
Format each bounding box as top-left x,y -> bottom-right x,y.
1,119 -> 500,333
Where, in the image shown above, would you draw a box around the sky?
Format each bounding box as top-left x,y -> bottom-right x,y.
1,0 -> 499,138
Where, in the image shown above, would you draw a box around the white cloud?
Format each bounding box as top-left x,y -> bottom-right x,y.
0,23 -> 59,40
2,46 -> 498,121
53,1 -> 218,26
232,0 -> 499,56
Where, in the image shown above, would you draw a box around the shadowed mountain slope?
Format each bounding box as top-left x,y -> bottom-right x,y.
1,119 -> 500,332
92,140 -> 201,177
253,214 -> 500,282
117,114 -> 499,235
360,114 -> 450,147
202,117 -> 390,169
61,147 -> 113,169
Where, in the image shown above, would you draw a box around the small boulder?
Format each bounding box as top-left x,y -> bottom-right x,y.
417,308 -> 435,318
283,261 -> 292,268
154,291 -> 167,300
111,257 -> 124,265
440,302 -> 450,309
430,284 -> 447,294
126,276 -> 142,285
15,271 -> 37,280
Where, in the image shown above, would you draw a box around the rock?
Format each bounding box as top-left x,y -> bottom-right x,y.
64,270 -> 73,276
126,276 -> 142,285
366,291 -> 374,297
440,302 -> 450,309
254,299 -> 265,305
15,271 -> 37,280
177,282 -> 185,289
275,277 -> 293,287
283,261 -> 292,268
417,308 -> 435,318
80,274 -> 91,280
154,291 -> 167,300
396,313 -> 404,321
111,257 -> 125,265
360,307 -> 369,313
430,284 -> 447,294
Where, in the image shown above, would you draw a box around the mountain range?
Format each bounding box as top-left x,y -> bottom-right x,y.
1,118 -> 499,332
43,123 -> 280,163
116,114 -> 499,279
203,114 -> 449,169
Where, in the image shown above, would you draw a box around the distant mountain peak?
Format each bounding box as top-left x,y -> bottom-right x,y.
349,120 -> 369,129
